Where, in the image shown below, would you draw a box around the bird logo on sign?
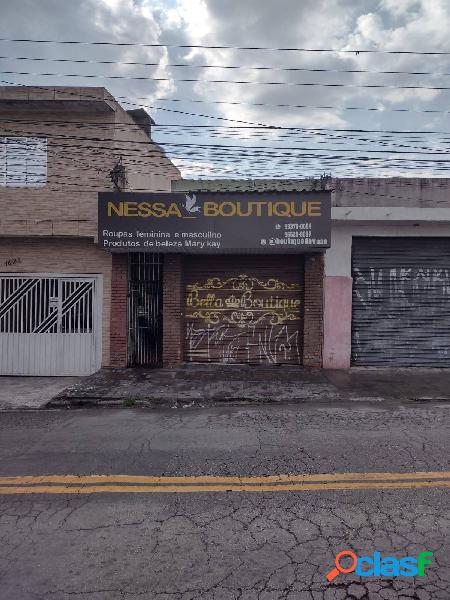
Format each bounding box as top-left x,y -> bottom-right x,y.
184,193 -> 201,213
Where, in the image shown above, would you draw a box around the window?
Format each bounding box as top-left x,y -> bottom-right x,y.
0,137 -> 47,187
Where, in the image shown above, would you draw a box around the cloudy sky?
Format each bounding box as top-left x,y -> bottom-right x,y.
2,0 -> 450,179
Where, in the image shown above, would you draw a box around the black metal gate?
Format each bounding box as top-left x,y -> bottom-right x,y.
352,237 -> 450,366
128,253 -> 163,367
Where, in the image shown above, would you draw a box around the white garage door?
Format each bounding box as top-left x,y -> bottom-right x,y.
0,274 -> 102,375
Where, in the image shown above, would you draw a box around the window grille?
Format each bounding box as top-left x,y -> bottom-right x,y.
0,137 -> 47,187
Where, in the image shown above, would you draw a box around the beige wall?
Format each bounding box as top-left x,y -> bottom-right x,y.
0,111 -> 116,238
333,177 -> 450,208
0,237 -> 113,366
114,108 -> 180,193
0,87 -> 181,240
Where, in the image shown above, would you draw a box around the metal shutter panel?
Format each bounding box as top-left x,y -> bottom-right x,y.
184,255 -> 304,364
352,237 -> 450,366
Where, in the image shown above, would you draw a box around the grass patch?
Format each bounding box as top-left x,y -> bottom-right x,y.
123,397 -> 138,407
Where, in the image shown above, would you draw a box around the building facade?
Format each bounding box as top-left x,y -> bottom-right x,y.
108,178 -> 450,372
161,181 -> 329,369
325,177 -> 450,369
0,86 -> 180,375
1,88 -> 449,374
169,178 -> 450,370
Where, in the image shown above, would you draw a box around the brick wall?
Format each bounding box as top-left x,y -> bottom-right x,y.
303,252 -> 324,368
110,253 -> 128,368
0,237 -> 112,366
162,254 -> 184,367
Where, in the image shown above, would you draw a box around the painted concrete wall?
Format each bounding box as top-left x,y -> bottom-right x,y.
333,178 -> 450,208
323,222 -> 450,369
0,237 -> 112,366
323,276 -> 353,369
0,86 -> 181,240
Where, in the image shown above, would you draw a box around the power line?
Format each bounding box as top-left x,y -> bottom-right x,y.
2,121 -> 449,173
3,125 -> 450,157
5,89 -> 440,161
6,69 -> 450,91
5,116 -> 450,135
155,125 -> 450,135
3,54 -> 450,78
5,76 -> 450,126
3,175 -> 450,209
1,37 -> 449,56
125,95 -> 450,117
3,122 -> 450,178
2,80 -> 450,176
4,114 -> 449,149
0,77 -> 273,128
6,139 -> 450,180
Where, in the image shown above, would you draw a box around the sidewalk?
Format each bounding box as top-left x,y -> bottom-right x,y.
2,366 -> 450,410
41,364 -> 450,409
0,377 -> 82,409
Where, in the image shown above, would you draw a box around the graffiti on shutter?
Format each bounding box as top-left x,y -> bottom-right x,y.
352,237 -> 450,366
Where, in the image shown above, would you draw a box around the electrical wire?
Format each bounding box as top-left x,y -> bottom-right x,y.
3,124 -> 449,156
6,69 -> 450,90
1,37 -> 449,55
139,96 -> 450,117
2,79 -> 450,179
5,77 -> 450,126
6,116 -> 450,136
4,54 -> 450,78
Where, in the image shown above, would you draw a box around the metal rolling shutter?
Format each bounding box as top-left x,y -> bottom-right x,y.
352,238 -> 450,366
184,255 -> 304,364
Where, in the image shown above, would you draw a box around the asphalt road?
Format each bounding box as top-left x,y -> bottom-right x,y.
0,402 -> 449,599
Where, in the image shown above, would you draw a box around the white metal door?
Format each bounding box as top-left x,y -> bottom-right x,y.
0,274 -> 102,375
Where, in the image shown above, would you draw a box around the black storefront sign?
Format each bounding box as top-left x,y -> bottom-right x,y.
98,191 -> 331,253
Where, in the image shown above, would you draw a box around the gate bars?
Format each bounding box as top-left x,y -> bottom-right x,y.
127,254 -> 163,367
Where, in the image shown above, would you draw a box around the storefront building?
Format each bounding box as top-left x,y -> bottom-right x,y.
102,185 -> 331,369
324,178 -> 450,368
2,87 -> 450,374
167,179 -> 450,370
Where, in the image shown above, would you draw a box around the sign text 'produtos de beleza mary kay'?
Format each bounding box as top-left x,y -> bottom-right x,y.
98,191 -> 331,253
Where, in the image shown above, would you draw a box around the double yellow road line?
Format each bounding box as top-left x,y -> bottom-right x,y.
0,471 -> 449,494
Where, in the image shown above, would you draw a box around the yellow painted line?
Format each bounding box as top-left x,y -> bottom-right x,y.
0,480 -> 449,494
0,471 -> 449,486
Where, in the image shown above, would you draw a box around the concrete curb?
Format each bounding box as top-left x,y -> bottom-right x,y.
44,394 -> 450,409
46,394 -> 349,409
31,366 -> 450,411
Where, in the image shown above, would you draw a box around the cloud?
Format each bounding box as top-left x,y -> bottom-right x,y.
1,0 -> 450,177
0,0 -> 176,103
